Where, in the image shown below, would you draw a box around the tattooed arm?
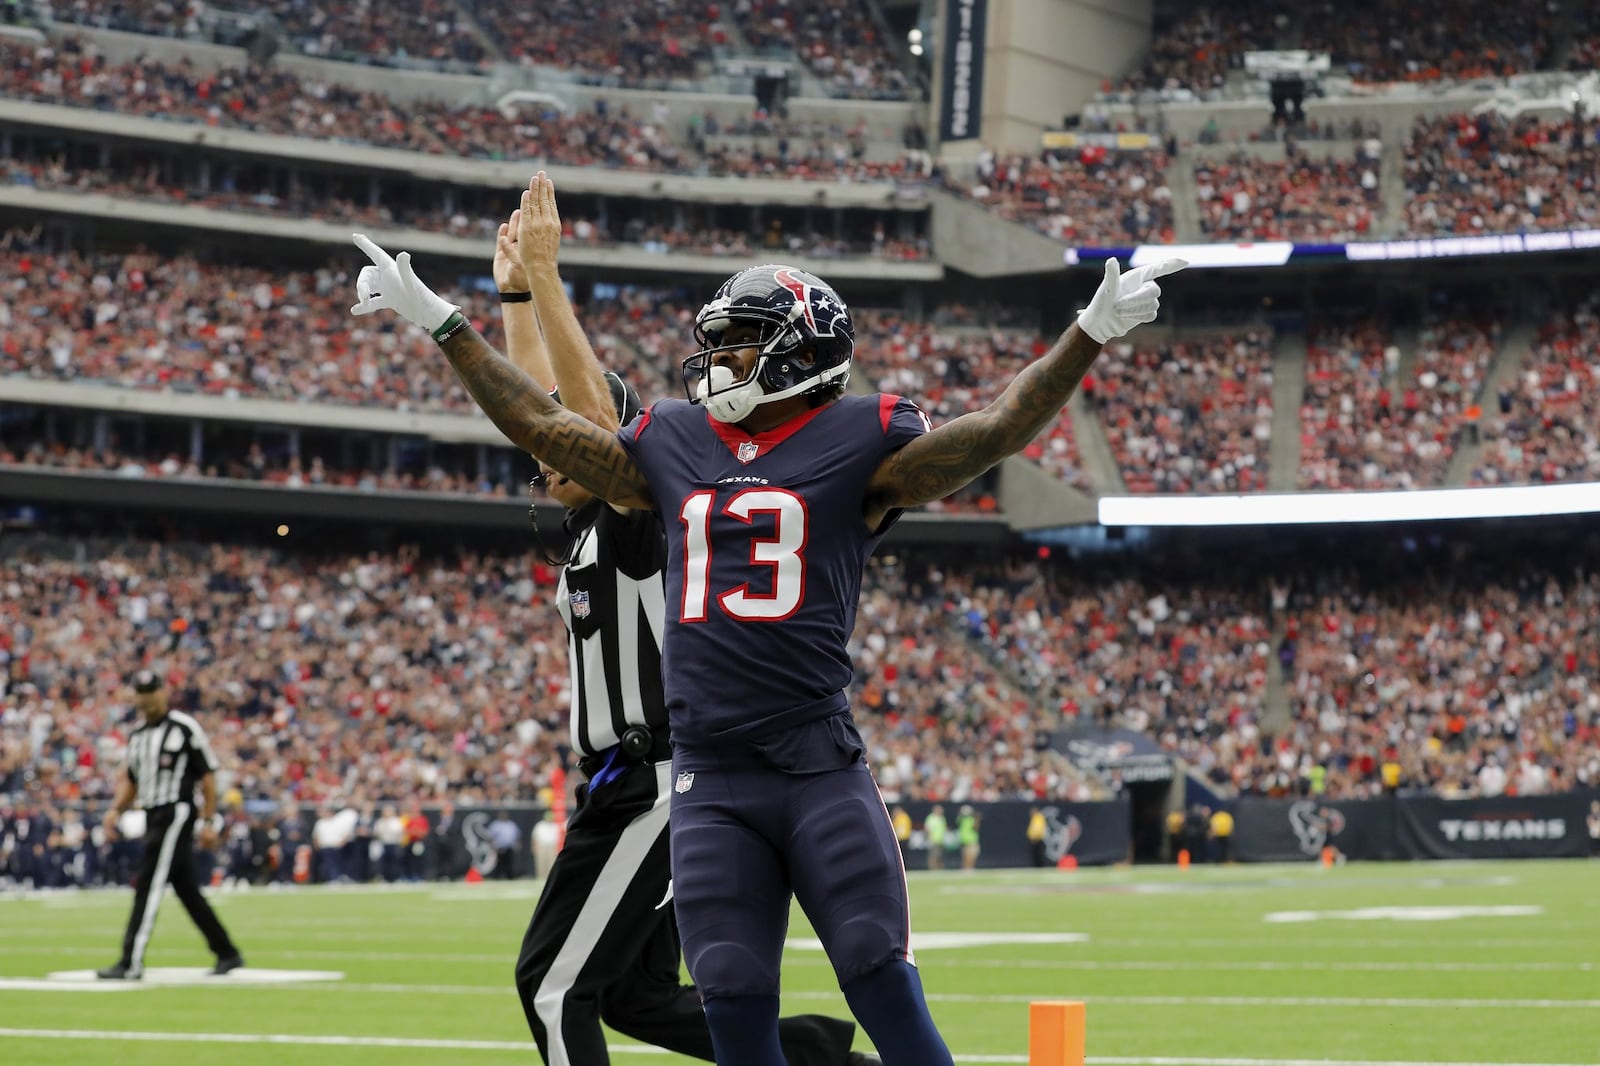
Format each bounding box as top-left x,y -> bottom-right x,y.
862,256 -> 1184,523
440,326 -> 653,509
863,323 -> 1103,519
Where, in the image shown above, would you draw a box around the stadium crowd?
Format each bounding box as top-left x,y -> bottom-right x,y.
851,313 -> 1092,494
1080,331 -> 1275,495
933,555 -> 1600,802
1298,315 -> 1502,491
1401,113 -> 1600,237
1193,147 -> 1381,241
0,35 -> 933,182
5,531 -> 1599,888
0,155 -> 931,261
0,439 -> 526,499
958,146 -> 1176,247
1472,298 -> 1600,487
50,0 -> 914,96
0,248 -> 509,412
1116,0 -> 1558,97
468,0 -> 722,85
261,0 -> 492,70
734,0 -> 913,100
1272,561 -> 1600,800
0,537 -> 1087,842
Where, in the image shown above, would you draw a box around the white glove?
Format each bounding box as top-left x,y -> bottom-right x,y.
349,233 -> 460,334
1075,256 -> 1188,345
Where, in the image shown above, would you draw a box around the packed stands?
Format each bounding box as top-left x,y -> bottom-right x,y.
1193,148 -> 1380,241
450,0 -> 722,84
0,249 -> 502,412
1119,0 -> 1283,98
959,146 -> 1176,248
1275,561 -> 1600,799
0,36 -> 689,170
259,0 -> 492,69
855,558 -> 1091,803
1120,0 -> 1558,97
1083,332 -> 1275,494
1401,113 -> 1600,237
853,312 -> 1093,494
1,537 -> 1079,815
1297,318 -> 1499,491
0,155 -> 931,260
0,539 -> 573,810
1472,297 -> 1600,486
0,35 -> 937,182
942,560 -> 1275,785
0,439 -> 527,499
734,0 -> 913,100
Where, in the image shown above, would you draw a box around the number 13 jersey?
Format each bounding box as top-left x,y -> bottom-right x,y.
618,393 -> 930,751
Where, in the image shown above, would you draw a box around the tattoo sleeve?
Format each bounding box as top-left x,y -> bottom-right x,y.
873,323 -> 1104,508
440,326 -> 652,508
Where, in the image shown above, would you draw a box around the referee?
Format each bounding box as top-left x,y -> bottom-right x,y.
97,670 -> 244,980
494,192 -> 871,1066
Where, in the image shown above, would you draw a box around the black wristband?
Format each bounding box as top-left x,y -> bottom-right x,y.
499,291 -> 532,303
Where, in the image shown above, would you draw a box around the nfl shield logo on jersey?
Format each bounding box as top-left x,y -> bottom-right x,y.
570,590 -> 591,619
674,771 -> 695,794
736,441 -> 760,464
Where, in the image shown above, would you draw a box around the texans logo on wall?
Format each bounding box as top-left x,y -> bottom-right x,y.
1040,806 -> 1084,863
1288,800 -> 1347,855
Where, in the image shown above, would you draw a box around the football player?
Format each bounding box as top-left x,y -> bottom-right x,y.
351,176 -> 1184,1065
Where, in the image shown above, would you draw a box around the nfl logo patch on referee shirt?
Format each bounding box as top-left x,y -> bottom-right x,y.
675,772 -> 695,794
570,590 -> 591,618
736,441 -> 759,464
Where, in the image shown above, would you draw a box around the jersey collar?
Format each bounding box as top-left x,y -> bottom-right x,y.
705,402 -> 830,463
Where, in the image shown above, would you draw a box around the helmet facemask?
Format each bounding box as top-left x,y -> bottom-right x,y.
685,302 -> 849,424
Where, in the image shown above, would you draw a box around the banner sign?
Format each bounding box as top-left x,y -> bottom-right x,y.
1394,794 -> 1592,860
1065,228 -> 1600,270
1041,131 -> 1158,151
891,798 -> 1130,868
1053,725 -> 1174,783
1232,791 -> 1600,862
1232,796 -> 1399,862
939,0 -> 986,142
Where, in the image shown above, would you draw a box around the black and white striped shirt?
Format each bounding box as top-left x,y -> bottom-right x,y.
555,504 -> 669,756
124,711 -> 218,810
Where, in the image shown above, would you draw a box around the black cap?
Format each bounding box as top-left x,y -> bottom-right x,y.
551,372 -> 642,427
131,669 -> 163,694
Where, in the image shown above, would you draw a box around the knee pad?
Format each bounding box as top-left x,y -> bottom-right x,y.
685,939 -> 780,1000
829,917 -> 900,985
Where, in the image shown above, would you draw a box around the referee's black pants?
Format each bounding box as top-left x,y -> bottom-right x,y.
116,802 -> 239,972
514,760 -> 856,1066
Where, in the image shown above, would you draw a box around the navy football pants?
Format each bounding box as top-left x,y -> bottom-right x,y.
669,756 -> 913,998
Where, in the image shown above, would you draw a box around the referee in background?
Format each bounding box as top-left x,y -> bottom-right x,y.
97,669 -> 245,980
494,184 -> 871,1066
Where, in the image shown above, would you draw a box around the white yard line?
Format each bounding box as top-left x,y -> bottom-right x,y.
5,977 -> 1597,1010
0,1029 -> 1590,1066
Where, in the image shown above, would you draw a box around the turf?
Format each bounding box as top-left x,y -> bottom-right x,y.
1,860 -> 1597,1064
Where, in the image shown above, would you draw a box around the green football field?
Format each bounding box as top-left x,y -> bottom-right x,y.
1,860 -> 1596,1065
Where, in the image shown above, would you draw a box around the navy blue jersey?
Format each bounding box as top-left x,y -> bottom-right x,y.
618,393 -> 929,750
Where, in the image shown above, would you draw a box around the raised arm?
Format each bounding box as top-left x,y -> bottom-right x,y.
518,172 -> 620,433
349,233 -> 652,508
864,257 -> 1185,512
494,207 -> 555,390
438,326 -> 652,507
